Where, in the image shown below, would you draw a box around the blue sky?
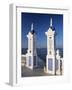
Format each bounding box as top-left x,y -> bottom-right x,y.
21,12 -> 63,49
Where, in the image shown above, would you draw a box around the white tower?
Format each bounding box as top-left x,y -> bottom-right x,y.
45,18 -> 56,74
26,23 -> 37,69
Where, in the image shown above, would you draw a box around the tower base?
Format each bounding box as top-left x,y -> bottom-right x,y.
46,55 -> 55,75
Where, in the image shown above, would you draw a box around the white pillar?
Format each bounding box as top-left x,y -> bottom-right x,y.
56,50 -> 61,75
60,58 -> 63,75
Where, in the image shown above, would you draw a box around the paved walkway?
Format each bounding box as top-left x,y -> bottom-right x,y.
21,66 -> 53,77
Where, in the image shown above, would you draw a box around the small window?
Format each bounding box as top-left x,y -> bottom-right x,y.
30,50 -> 31,53
49,51 -> 51,55
34,56 -> 36,66
49,37 -> 52,39
48,58 -> 53,71
29,56 -> 31,66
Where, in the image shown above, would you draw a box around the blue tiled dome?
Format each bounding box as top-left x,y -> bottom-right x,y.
30,30 -> 35,34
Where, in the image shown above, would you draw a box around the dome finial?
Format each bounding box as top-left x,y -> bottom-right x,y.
31,23 -> 33,31
50,18 -> 52,27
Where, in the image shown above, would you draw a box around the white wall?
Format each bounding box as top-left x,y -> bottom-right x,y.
0,0 -> 72,89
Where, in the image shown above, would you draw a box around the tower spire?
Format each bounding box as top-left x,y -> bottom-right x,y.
50,18 -> 52,27
31,23 -> 33,31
